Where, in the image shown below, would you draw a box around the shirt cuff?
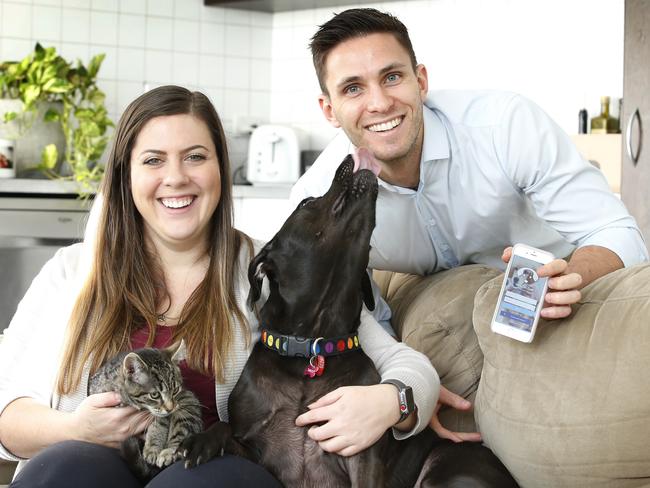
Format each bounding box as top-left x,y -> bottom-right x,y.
578,226 -> 649,268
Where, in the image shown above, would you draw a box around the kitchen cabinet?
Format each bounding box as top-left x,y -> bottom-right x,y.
204,0 -> 413,13
234,195 -> 293,241
621,0 -> 650,240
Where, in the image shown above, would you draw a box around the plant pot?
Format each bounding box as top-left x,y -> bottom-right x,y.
0,99 -> 66,178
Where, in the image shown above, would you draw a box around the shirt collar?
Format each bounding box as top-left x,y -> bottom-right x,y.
374,105 -> 450,194
421,104 -> 450,163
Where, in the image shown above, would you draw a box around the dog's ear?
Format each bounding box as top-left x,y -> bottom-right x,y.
361,271 -> 375,311
247,245 -> 270,309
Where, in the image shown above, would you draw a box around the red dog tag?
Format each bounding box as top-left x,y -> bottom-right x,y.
303,355 -> 326,378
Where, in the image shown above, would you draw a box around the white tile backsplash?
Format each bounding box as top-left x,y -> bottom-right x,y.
120,0 -> 145,15
172,52 -> 199,86
250,59 -> 271,91
223,88 -> 249,117
59,41 -> 90,63
145,49 -> 172,83
224,25 -> 250,58
117,80 -> 143,112
90,11 -> 119,45
224,8 -> 250,26
62,8 -> 91,43
118,13 -> 146,47
32,6 -> 62,42
146,17 -> 173,50
224,57 -> 250,89
1,38 -> 32,61
117,47 -> 145,81
198,54 -> 224,88
147,0 -> 173,17
34,0 -> 62,6
251,27 -> 271,59
200,22 -> 224,55
98,78 -> 118,113
173,0 -> 201,21
200,4 -> 224,23
173,19 -> 200,53
2,2 -> 33,39
91,0 -> 118,12
62,0 -> 91,8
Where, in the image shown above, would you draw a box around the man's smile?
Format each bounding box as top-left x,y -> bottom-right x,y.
366,116 -> 404,132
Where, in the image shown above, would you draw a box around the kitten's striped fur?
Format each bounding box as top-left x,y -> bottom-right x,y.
88,347 -> 203,482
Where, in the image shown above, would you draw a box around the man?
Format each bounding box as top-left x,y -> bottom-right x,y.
290,8 -> 648,443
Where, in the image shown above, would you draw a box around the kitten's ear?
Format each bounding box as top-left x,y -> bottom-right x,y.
122,353 -> 149,384
163,342 -> 186,364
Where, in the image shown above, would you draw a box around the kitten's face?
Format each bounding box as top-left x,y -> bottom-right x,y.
122,349 -> 183,417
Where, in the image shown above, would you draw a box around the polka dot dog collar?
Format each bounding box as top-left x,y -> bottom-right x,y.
260,328 -> 361,358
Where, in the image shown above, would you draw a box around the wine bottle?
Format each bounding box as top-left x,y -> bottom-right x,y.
590,96 -> 620,134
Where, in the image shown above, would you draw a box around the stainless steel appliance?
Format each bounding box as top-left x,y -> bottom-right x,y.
0,180 -> 91,333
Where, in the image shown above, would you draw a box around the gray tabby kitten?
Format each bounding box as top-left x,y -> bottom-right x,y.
88,347 -> 203,482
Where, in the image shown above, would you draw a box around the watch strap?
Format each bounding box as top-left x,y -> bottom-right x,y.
381,379 -> 414,424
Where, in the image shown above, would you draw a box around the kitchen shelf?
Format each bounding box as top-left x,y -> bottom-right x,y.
204,0 -> 412,13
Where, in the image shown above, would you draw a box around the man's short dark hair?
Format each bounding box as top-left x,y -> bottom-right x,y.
309,8 -> 418,95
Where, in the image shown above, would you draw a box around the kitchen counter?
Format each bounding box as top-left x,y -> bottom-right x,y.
0,178 -> 292,199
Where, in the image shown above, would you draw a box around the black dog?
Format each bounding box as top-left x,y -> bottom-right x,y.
182,153 -> 518,487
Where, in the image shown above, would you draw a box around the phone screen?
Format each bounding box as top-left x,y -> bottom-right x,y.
495,254 -> 548,332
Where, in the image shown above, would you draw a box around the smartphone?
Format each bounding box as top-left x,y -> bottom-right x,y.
491,243 -> 554,343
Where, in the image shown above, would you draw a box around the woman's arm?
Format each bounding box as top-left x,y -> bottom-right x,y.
0,395 -> 151,458
295,309 -> 439,456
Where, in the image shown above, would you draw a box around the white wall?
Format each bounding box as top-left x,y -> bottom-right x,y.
269,0 -> 624,149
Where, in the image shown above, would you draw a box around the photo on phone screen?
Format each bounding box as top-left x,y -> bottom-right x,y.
494,254 -> 548,333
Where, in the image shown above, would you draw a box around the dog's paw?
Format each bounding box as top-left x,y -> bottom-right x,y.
156,447 -> 177,468
143,445 -> 161,466
179,421 -> 231,468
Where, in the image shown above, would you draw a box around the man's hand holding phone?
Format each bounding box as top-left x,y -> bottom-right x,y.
501,247 -> 582,319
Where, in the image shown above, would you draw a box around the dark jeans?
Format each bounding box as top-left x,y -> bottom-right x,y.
9,440 -> 282,488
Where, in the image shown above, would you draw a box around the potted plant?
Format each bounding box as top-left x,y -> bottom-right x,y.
0,43 -> 113,192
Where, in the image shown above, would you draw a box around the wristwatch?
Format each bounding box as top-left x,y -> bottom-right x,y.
381,379 -> 415,424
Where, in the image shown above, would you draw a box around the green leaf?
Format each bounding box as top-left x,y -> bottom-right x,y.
23,85 -> 41,108
40,144 -> 58,169
3,112 -> 17,123
43,108 -> 60,122
87,53 -> 105,79
43,78 -> 73,94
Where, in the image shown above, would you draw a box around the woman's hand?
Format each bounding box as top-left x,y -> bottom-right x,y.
429,386 -> 482,443
295,384 -> 399,457
73,392 -> 152,448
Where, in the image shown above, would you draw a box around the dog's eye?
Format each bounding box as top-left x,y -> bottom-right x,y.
299,197 -> 315,208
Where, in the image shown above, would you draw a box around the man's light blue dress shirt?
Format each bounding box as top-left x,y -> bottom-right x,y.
290,90 -> 649,326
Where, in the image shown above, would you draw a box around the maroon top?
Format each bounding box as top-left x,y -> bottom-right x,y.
130,326 -> 219,428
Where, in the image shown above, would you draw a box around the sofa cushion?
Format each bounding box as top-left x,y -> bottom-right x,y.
473,263 -> 650,487
375,265 -> 501,432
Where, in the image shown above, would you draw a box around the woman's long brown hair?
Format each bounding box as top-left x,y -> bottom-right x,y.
56,85 -> 252,394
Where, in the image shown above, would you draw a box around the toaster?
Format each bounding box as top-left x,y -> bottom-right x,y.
246,125 -> 302,186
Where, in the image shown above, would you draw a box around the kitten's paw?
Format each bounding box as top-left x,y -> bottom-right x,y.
143,445 -> 161,465
156,448 -> 177,468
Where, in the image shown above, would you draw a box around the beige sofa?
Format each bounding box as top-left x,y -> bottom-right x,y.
375,263 -> 650,488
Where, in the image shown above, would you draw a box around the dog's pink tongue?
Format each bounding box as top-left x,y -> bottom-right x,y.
352,148 -> 381,176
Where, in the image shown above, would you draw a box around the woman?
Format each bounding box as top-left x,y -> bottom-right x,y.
0,86 -> 437,487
